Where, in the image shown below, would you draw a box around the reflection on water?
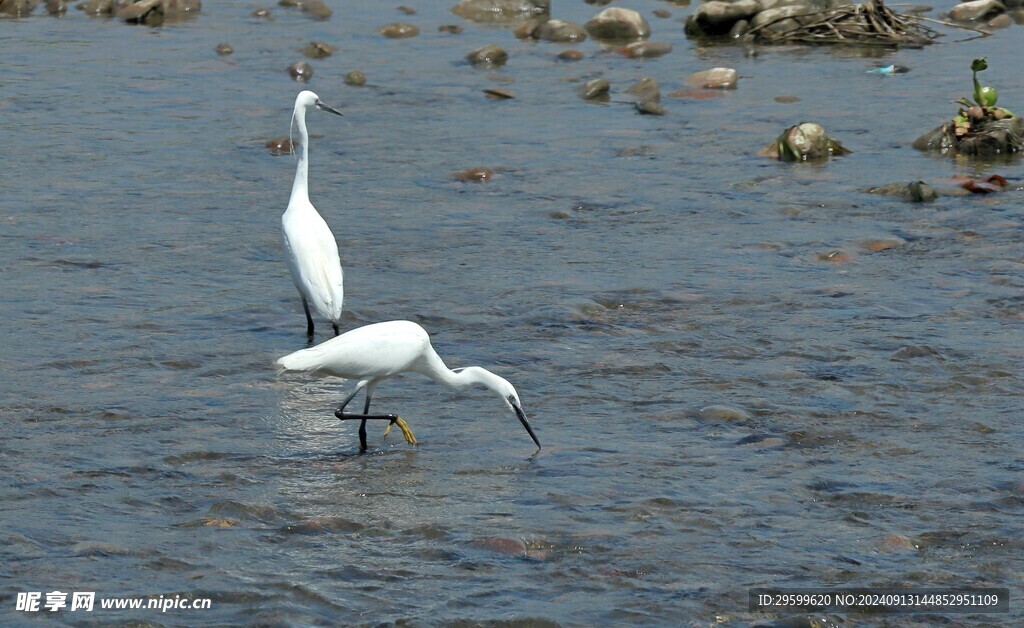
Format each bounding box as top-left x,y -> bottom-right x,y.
1,0 -> 1022,624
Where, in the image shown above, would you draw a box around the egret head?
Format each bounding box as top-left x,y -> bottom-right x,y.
460,367 -> 540,449
294,90 -> 343,116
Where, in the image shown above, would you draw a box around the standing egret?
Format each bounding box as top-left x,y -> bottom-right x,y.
276,320 -> 541,452
282,90 -> 345,341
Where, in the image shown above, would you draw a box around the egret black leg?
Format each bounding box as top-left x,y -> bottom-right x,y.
360,393 -> 372,452
335,385 -> 398,453
332,321 -> 340,336
302,297 -> 315,342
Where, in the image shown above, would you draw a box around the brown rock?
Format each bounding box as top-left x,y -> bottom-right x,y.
585,6 -> 650,41
288,61 -> 313,82
380,22 -> 419,37
344,70 -> 367,86
557,49 -> 584,61
301,41 -> 336,58
456,167 -> 494,182
686,67 -> 738,89
466,44 -> 508,67
616,41 -> 672,59
300,0 -> 330,19
265,137 -> 292,155
215,42 -> 233,55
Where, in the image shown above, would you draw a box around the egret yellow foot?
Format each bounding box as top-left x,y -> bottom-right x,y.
383,417 -> 417,445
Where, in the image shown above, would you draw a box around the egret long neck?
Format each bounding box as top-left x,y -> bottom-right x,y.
289,106 -> 310,205
420,350 -> 498,393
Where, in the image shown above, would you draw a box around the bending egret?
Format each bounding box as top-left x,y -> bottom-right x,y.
282,90 -> 345,341
276,320 -> 541,452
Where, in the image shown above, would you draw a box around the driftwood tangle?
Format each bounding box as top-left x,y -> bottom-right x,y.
747,0 -> 945,46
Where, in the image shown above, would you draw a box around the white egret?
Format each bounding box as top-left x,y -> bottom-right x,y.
276,320 -> 541,452
282,90 -> 345,341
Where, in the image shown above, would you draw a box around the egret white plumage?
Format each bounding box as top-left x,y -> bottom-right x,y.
276,320 -> 541,452
281,90 -> 345,341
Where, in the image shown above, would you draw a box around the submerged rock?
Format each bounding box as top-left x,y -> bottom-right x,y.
265,137 -> 292,155
301,41 -> 336,58
250,6 -> 270,18
344,70 -> 366,86
469,536 -> 528,555
288,61 -> 313,82
585,7 -> 650,42
438,23 -> 463,33
616,41 -> 672,59
697,405 -> 752,422
466,44 -> 508,66
867,181 -> 937,202
450,0 -> 548,23
636,101 -> 665,115
913,116 -> 1024,156
531,18 -> 587,41
214,42 -> 233,55
624,76 -> 660,103
763,122 -> 850,161
380,22 -> 419,37
578,78 -> 610,100
300,0 -> 330,19
456,167 -> 494,182
557,49 -> 584,61
686,67 -> 738,89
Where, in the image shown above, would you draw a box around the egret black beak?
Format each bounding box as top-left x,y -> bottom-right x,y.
316,101 -> 343,116
514,404 -> 541,449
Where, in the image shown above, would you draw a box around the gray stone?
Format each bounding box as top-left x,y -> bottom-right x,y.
532,19 -> 587,42
466,44 -> 508,66
617,41 -> 672,58
624,76 -> 660,103
949,0 -> 1004,20
450,0 -> 548,23
685,0 -> 760,36
585,7 -> 650,42
578,78 -> 610,100
686,67 -> 738,89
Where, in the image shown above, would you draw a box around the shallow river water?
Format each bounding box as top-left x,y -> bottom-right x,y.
2,0 -> 1023,625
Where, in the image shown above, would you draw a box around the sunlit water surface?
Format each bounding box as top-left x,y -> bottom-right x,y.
1,1 -> 1022,624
